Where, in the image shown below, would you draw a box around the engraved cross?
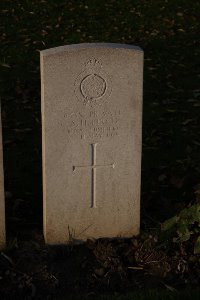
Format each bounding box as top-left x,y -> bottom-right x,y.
73,143 -> 115,208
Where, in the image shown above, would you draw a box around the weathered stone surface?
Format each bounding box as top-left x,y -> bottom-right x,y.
41,43 -> 143,244
0,107 -> 5,249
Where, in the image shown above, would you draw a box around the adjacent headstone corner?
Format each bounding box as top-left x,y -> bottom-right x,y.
0,107 -> 6,249
0,234 -> 6,250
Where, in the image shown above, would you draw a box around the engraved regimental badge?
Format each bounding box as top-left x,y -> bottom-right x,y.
74,58 -> 112,106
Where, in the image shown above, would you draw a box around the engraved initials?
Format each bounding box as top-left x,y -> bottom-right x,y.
73,143 -> 115,208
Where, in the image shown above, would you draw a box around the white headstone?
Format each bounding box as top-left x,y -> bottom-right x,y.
41,43 -> 143,244
0,107 -> 5,249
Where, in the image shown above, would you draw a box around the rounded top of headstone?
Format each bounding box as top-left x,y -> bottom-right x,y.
40,43 -> 143,56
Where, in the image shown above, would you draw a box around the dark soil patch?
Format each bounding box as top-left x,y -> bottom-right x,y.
0,232 -> 199,299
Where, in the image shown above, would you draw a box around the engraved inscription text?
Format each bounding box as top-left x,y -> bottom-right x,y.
66,110 -> 121,140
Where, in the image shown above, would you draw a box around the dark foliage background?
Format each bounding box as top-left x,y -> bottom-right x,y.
1,0 -> 199,232
0,0 -> 200,298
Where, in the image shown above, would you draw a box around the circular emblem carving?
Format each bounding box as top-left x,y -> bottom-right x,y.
80,74 -> 106,100
74,59 -> 112,107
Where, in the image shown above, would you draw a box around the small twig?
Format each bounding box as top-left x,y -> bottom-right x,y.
128,266 -> 143,270
143,259 -> 165,265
